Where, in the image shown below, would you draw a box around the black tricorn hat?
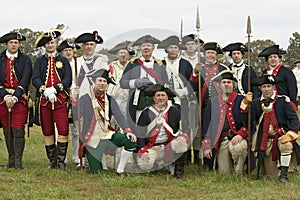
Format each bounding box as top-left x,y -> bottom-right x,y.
108,40 -> 135,55
144,84 -> 176,97
157,35 -> 184,49
293,60 -> 300,64
222,42 -> 248,55
251,74 -> 282,86
212,70 -> 237,82
182,34 -> 204,45
0,32 -> 26,43
202,42 -> 223,54
75,31 -> 103,44
258,45 -> 286,58
132,35 -> 160,47
57,40 -> 81,52
35,29 -> 61,48
86,69 -> 116,85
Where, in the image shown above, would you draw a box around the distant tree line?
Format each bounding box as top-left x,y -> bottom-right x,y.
1,24 -> 300,75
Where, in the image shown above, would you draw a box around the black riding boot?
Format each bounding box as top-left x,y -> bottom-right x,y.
13,128 -> 25,169
279,166 -> 289,184
185,149 -> 191,165
4,128 -> 15,168
174,152 -> 187,179
193,150 -> 200,165
45,144 -> 57,169
57,142 -> 68,171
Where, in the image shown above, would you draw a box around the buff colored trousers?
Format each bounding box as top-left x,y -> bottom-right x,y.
217,138 -> 248,174
263,139 -> 293,178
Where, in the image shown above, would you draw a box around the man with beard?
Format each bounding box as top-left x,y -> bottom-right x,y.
202,70 -> 251,174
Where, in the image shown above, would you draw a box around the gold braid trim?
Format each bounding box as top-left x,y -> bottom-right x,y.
153,57 -> 163,66
129,56 -> 139,64
57,83 -> 64,91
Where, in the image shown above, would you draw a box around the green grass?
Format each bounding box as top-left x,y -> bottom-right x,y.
0,125 -> 300,200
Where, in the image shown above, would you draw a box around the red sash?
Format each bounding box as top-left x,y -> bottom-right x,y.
136,59 -> 163,83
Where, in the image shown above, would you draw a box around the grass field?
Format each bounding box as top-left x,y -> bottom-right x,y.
0,125 -> 300,200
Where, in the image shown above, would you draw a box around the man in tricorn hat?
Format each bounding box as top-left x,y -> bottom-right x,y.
244,74 -> 299,183
74,31 -> 108,98
74,68 -> 136,174
259,44 -> 297,109
190,41 -> 229,166
202,70 -> 251,174
158,35 -> 194,164
292,60 -> 300,106
137,83 -> 189,178
0,32 -> 32,169
57,40 -> 81,166
181,33 -> 205,67
107,40 -> 134,119
223,42 -> 260,98
32,29 -> 72,170
120,35 -> 168,133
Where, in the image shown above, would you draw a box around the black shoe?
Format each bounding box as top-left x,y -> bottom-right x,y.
174,171 -> 183,179
116,172 -> 127,176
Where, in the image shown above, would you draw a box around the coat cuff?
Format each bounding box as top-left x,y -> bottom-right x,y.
202,138 -> 211,150
237,127 -> 248,138
138,147 -> 149,157
180,132 -> 190,143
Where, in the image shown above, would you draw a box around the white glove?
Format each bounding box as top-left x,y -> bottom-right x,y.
48,93 -> 57,103
176,87 -> 188,98
44,87 -> 57,97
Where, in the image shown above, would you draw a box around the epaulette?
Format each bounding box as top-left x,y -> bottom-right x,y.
153,57 -> 163,66
130,56 -> 139,64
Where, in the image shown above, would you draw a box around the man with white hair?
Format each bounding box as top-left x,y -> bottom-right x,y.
202,70 -> 251,174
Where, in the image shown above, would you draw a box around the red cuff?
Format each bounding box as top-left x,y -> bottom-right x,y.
190,74 -> 198,83
237,127 -> 248,138
180,132 -> 190,143
202,138 -> 211,150
137,147 -> 149,157
124,128 -> 132,134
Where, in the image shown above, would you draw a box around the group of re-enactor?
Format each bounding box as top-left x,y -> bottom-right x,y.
0,29 -> 299,184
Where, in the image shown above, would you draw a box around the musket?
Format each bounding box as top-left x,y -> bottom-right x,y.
195,6 -> 203,166
246,15 -> 252,180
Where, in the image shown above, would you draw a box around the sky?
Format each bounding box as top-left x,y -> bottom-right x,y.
1,0 -> 299,50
